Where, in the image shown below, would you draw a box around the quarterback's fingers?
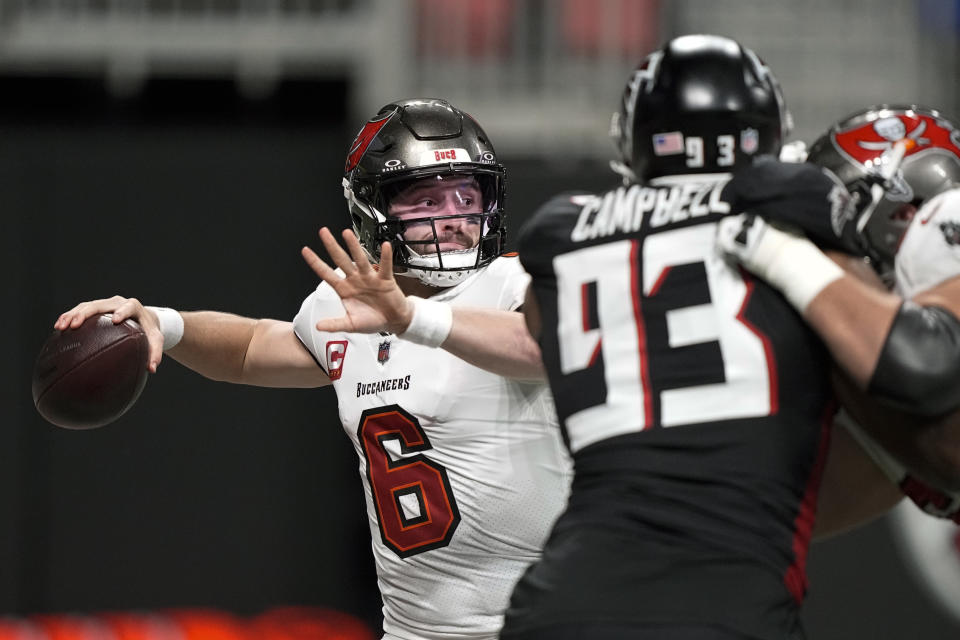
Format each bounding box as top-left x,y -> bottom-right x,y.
146,339 -> 164,373
318,227 -> 358,274
55,300 -> 97,330
314,317 -> 352,334
140,320 -> 165,373
108,298 -> 144,325
379,242 -> 394,280
56,296 -> 128,330
301,246 -> 342,285
341,229 -> 371,273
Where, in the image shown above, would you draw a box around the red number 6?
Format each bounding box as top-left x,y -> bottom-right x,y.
359,405 -> 461,558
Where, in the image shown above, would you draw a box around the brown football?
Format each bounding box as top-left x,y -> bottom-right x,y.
32,314 -> 150,429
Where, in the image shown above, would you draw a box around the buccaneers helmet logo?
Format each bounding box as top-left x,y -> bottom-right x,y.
345,113 -> 394,173
832,113 -> 960,165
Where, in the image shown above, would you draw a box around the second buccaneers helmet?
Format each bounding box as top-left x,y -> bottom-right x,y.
611,34 -> 791,182
343,98 -> 506,287
806,105 -> 960,278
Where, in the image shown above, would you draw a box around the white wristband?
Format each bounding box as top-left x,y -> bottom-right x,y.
146,306 -> 184,351
754,226 -> 845,312
399,296 -> 453,347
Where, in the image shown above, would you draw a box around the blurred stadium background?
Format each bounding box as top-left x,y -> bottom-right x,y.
2,0 -> 959,637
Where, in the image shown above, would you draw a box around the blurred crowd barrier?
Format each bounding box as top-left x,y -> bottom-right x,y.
0,607 -> 375,640
0,0 -> 955,156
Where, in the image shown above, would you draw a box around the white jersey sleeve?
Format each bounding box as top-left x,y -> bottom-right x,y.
894,187 -> 960,299
292,277 -> 347,375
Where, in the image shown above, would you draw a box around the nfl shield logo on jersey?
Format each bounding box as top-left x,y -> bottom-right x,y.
377,340 -> 391,364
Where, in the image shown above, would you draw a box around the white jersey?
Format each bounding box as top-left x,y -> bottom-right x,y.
293,255 -> 571,640
894,187 -> 960,299
843,187 -> 960,520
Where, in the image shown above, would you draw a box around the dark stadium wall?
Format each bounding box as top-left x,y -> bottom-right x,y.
2,76 -> 958,638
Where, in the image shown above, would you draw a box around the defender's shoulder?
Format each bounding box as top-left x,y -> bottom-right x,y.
519,191 -> 601,257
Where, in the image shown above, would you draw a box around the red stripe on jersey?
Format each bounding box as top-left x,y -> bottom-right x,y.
587,340 -> 603,369
630,240 -> 655,428
581,282 -> 603,368
581,282 -> 592,332
647,265 -> 672,297
783,400 -> 835,603
735,269 -> 779,414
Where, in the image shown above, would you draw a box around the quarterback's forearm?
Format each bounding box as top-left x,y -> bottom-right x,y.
168,312 -> 329,388
166,311 -> 258,383
442,307 -> 546,381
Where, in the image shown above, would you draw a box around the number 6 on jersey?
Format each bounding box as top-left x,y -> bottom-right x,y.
359,405 -> 461,558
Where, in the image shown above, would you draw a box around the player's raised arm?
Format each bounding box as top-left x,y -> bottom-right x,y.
302,226 -> 546,380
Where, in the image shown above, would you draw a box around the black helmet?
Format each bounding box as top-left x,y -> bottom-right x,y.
611,34 -> 790,182
806,105 -> 960,277
343,98 -> 506,287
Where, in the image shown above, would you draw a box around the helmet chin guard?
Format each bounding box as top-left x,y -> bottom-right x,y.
375,207 -> 504,288
401,247 -> 482,287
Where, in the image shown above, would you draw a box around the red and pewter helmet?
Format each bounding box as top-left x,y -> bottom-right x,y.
343,98 -> 506,287
807,105 -> 960,277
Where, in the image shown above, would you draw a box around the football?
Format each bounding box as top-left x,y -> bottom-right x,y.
32,314 -> 150,430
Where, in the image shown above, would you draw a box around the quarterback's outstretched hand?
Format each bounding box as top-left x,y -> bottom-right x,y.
301,228 -> 413,335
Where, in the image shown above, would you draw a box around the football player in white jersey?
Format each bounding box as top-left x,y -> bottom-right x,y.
717,105 -> 960,534
54,98 -> 571,640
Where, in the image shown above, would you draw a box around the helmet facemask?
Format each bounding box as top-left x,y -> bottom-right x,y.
342,98 -> 507,288
346,169 -> 505,287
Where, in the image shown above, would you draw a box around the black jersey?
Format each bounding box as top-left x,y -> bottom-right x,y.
503,172 -> 834,640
